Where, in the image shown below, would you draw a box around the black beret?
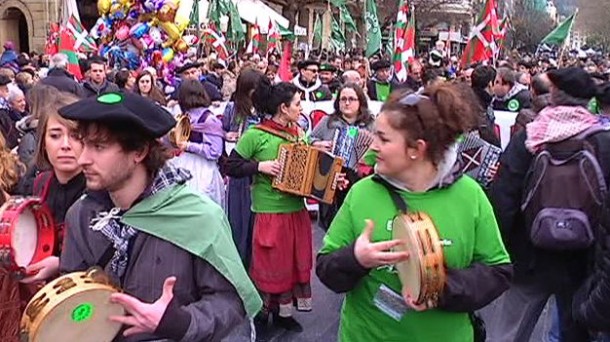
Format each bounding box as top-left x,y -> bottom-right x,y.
175,61 -> 203,74
320,63 -> 337,72
58,92 -> 176,138
298,60 -> 320,70
371,60 -> 392,71
547,67 -> 598,100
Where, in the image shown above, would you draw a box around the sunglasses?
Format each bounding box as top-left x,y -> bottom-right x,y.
398,93 -> 428,130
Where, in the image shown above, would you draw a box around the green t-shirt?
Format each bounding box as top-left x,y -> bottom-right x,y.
319,176 -> 510,342
376,82 -> 391,102
235,127 -> 305,213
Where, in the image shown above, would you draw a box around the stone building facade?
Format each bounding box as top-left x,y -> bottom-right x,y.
0,0 -> 62,53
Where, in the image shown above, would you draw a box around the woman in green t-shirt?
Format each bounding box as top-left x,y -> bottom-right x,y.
224,79 -> 314,334
317,84 -> 512,342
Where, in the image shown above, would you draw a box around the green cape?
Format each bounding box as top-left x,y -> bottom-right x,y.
121,184 -> 262,318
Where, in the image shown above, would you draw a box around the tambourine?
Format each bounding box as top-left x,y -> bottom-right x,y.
20,268 -> 125,342
0,197 -> 55,275
168,113 -> 191,147
393,212 -> 446,308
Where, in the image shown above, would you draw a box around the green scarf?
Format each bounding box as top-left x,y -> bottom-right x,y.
121,184 -> 262,318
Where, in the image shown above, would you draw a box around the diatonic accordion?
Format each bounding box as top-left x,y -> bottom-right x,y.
272,143 -> 344,204
331,127 -> 374,163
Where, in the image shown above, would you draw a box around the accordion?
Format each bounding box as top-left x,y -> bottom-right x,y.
272,143 -> 343,204
331,127 -> 374,163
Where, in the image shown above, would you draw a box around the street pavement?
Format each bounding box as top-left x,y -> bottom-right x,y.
223,222 -> 552,342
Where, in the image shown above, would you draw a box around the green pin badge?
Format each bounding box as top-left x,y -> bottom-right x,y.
72,303 -> 94,322
97,93 -> 124,104
507,99 -> 520,112
315,91 -> 324,99
348,127 -> 358,138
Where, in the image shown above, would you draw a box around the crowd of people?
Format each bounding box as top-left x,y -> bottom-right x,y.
0,37 -> 610,342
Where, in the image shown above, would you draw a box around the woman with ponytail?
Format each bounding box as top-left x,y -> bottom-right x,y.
225,78 -> 342,335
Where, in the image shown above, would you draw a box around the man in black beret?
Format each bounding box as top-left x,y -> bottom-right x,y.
292,59 -> 332,102
58,92 -> 261,341
172,61 -> 222,103
366,59 -> 400,102
489,67 -> 610,342
319,63 -> 342,94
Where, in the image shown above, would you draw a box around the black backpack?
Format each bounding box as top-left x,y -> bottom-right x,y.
521,126 -> 608,250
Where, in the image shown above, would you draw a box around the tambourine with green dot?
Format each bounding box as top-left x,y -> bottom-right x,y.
20,268 -> 124,342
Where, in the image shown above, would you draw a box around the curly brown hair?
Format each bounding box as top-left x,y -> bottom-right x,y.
0,133 -> 24,195
381,83 -> 478,165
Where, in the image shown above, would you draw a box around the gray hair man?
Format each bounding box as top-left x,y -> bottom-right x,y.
40,53 -> 84,97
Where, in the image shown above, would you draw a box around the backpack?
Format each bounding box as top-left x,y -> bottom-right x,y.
521,126 -> 608,251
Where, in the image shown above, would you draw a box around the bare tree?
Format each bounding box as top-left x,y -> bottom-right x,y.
576,0 -> 610,51
509,0 -> 554,52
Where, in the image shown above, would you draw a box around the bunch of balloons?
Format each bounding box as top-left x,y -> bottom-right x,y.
92,0 -> 200,73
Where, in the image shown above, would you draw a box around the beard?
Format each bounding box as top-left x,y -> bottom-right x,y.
84,156 -> 136,192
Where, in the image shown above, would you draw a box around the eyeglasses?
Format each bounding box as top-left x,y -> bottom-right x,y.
399,93 -> 428,130
340,97 -> 359,103
306,68 -> 319,73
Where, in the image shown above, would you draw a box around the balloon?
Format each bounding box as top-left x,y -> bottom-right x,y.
149,26 -> 163,45
130,22 -> 150,39
109,3 -> 127,21
90,16 -> 111,39
173,39 -> 189,53
162,47 -> 175,63
174,0 -> 193,31
159,21 -> 181,42
140,35 -> 155,50
115,25 -> 130,40
157,0 -> 178,22
150,50 -> 163,66
182,34 -> 199,46
98,0 -> 111,15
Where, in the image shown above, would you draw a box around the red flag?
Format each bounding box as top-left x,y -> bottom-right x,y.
277,41 -> 293,82
460,0 -> 498,68
45,23 -> 60,56
58,28 -> 82,80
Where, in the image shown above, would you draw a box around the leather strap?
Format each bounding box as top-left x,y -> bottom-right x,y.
372,175 -> 408,214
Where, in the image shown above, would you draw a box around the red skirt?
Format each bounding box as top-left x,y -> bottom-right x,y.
0,268 -> 39,342
250,209 -> 312,294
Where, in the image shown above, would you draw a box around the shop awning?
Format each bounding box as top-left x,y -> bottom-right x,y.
233,0 -> 289,29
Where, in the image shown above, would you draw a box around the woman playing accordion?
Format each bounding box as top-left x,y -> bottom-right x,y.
225,79 -> 348,335
316,84 -> 512,341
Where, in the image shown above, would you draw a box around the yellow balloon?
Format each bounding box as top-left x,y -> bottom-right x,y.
98,0 -> 111,15
174,0 -> 194,32
160,22 -> 181,42
173,39 -> 189,53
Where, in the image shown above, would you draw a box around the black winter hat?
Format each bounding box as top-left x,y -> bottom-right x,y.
546,67 -> 598,100
58,92 -> 176,138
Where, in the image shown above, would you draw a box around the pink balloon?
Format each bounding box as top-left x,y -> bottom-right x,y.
115,25 -> 130,41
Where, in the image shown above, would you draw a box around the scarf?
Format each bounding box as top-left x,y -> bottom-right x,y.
89,165 -> 192,278
259,119 -> 301,139
292,77 -> 322,101
525,105 -> 599,153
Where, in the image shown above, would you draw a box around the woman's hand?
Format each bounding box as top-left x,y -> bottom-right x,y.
402,289 -> 430,312
336,173 -> 350,191
258,160 -> 281,176
354,220 -> 409,269
312,140 -> 333,152
20,256 -> 60,284
109,276 -> 176,337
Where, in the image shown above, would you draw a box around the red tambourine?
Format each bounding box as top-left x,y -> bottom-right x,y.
0,197 -> 55,274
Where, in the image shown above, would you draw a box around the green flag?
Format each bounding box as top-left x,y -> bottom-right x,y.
331,16 -> 346,51
330,0 -> 357,33
226,0 -> 246,42
365,0 -> 382,57
278,23 -> 295,41
313,13 -> 322,48
541,11 -> 577,46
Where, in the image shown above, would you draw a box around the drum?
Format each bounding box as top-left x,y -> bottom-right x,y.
169,113 -> 191,147
392,212 -> 446,308
20,268 -> 125,342
0,197 -> 55,274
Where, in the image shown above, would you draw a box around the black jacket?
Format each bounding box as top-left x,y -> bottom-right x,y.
82,80 -> 120,98
490,129 -> 610,277
492,86 -> 532,112
41,68 -> 85,97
